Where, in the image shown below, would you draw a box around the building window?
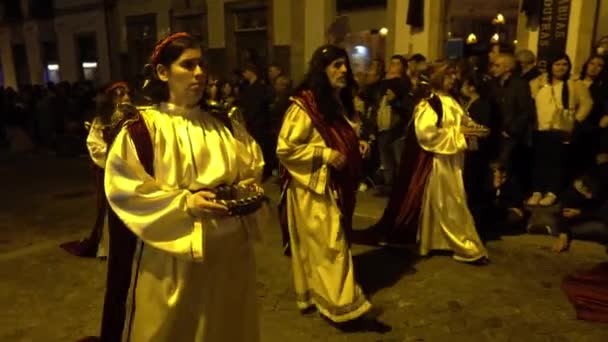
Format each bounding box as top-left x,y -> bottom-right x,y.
75,33 -> 98,82
29,0 -> 54,19
234,8 -> 267,32
2,0 -> 23,21
337,0 -> 387,11
172,14 -> 208,47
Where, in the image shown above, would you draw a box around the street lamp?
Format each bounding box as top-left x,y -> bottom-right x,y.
466,33 -> 478,45
492,13 -> 506,43
492,13 -> 506,25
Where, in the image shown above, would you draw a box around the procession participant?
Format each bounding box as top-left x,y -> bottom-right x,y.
60,82 -> 131,258
277,44 -> 390,333
104,32 -> 265,341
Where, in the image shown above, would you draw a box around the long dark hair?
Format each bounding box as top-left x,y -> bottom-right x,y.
547,53 -> 572,109
293,44 -> 356,122
580,54 -> 606,83
141,33 -> 201,103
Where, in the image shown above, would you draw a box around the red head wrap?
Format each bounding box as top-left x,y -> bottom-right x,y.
150,32 -> 192,66
105,81 -> 129,94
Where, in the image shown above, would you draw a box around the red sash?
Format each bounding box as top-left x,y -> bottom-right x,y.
279,90 -> 362,243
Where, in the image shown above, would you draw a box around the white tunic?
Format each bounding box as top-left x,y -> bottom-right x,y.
105,103 -> 265,341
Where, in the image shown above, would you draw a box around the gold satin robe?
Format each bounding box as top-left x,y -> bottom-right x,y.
85,117 -> 109,257
414,95 -> 487,262
276,102 -> 371,323
105,103 -> 265,342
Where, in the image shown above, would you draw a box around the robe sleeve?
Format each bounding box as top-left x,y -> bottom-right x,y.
276,103 -> 333,195
415,100 -> 467,155
86,118 -> 107,168
231,118 -> 265,184
105,127 -> 203,261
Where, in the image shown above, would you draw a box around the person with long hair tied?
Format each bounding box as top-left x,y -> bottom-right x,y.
60,82 -> 131,259
277,44 -> 390,333
90,32 -> 265,341
369,62 -> 489,264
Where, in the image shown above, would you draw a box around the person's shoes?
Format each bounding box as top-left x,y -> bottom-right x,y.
60,239 -> 98,258
539,192 -> 557,206
338,316 -> 392,334
526,192 -> 543,206
299,306 -> 317,315
373,186 -> 390,197
76,337 -> 101,342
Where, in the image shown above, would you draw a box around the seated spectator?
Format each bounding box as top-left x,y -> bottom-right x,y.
477,162 -> 525,239
553,132 -> 608,252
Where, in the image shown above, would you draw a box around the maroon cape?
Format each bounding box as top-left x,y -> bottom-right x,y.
370,119 -> 434,245
279,90 -> 362,245
562,262 -> 608,323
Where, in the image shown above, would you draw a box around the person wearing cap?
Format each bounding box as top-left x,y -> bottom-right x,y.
100,32 -> 265,341
277,44 -> 390,333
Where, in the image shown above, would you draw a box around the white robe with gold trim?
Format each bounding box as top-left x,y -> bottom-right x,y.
277,102 -> 371,323
105,103 -> 264,341
415,95 -> 487,262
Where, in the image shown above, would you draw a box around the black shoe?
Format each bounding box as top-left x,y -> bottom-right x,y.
322,313 -> 392,334
339,316 -> 392,334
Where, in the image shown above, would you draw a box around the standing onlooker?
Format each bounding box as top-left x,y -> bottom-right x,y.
571,55 -> 608,176
240,62 -> 273,179
407,53 -> 427,88
516,49 -> 541,82
460,73 -> 494,214
528,53 -> 593,206
375,55 -> 413,195
268,63 -> 284,86
489,53 -> 536,191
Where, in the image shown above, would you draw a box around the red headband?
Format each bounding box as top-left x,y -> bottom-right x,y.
105,81 -> 129,94
150,32 -> 192,65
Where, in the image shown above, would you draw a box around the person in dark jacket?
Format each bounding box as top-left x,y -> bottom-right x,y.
516,49 -> 542,82
489,53 -> 536,192
240,62 -> 273,179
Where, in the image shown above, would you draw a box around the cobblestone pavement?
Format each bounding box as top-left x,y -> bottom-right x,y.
1,153 -> 608,341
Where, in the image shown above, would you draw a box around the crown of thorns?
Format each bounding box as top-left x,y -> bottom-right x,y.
150,32 -> 192,65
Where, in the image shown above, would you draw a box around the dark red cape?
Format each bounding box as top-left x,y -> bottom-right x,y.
371,118 -> 433,244
279,90 -> 362,245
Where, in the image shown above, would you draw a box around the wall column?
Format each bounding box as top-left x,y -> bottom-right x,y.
54,19 -> 78,83
0,27 -> 18,88
387,0 -> 445,61
23,21 -> 44,85
566,0 -> 597,72
303,0 -> 336,65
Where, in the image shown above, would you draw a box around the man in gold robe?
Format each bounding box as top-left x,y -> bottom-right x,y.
277,44 -> 390,333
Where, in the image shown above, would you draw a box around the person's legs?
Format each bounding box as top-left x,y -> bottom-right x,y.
377,132 -> 395,191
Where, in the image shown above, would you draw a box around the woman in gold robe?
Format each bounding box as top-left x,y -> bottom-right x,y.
414,64 -> 488,263
104,32 -> 265,342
